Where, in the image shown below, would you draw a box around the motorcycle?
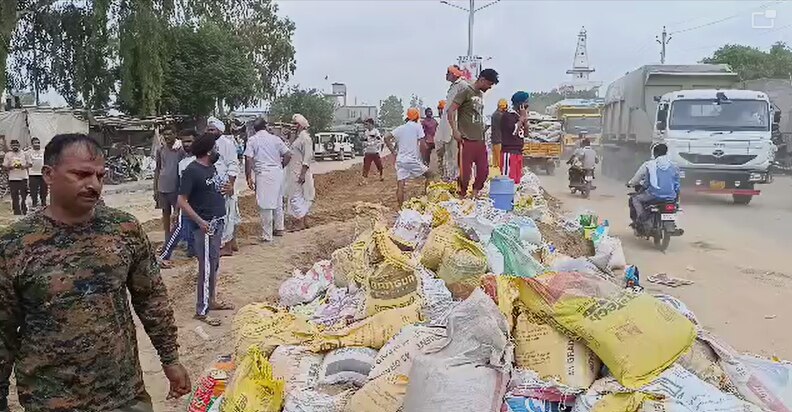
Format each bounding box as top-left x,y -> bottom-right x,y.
568,164 -> 595,198
628,185 -> 684,252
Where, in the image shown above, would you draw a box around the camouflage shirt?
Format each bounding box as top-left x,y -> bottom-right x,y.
0,206 -> 180,411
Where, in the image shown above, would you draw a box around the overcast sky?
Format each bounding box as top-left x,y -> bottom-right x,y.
276,0 -> 792,111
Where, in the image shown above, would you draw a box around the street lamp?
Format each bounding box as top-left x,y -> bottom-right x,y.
440,0 -> 501,57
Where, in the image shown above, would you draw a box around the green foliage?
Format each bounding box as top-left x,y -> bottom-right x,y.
701,42 -> 792,80
160,23 -> 259,116
2,0 -> 296,117
118,0 -> 168,116
269,86 -> 335,133
48,1 -> 114,110
379,95 -> 404,128
186,0 -> 296,99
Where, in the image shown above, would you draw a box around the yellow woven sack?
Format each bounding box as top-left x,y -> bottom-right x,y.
222,346 -> 285,412
366,262 -> 421,316
310,303 -> 423,352
518,272 -> 696,389
513,309 -> 600,389
231,303 -> 317,359
420,224 -> 462,271
345,374 -> 409,412
331,230 -> 376,287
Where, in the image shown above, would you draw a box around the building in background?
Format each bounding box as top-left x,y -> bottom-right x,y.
325,82 -> 378,126
558,27 -> 602,94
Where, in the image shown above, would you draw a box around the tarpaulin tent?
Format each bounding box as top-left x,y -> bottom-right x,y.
0,109 -> 89,148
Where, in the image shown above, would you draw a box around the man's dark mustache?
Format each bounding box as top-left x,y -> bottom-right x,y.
80,189 -> 100,198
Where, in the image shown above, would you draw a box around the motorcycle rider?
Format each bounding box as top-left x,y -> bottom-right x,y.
567,138 -> 597,185
627,143 -> 681,228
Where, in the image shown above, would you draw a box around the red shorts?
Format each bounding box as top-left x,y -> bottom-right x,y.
363,153 -> 383,177
500,152 -> 523,184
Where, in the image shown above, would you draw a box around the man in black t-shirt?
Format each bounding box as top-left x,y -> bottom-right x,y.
177,133 -> 233,326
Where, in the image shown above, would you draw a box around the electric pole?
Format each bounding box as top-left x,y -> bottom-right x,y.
440,0 -> 500,57
656,26 -> 671,64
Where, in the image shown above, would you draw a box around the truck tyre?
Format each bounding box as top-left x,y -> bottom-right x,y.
337,152 -> 344,161
545,162 -> 556,176
733,194 -> 753,205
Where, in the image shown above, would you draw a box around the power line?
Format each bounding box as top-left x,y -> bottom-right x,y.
669,0 -> 781,35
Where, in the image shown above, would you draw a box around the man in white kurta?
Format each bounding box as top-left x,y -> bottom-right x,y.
436,65 -> 469,182
206,117 -> 241,254
285,114 -> 316,231
244,118 -> 292,242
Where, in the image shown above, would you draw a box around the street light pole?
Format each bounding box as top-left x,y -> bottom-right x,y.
467,0 -> 474,56
440,0 -> 500,57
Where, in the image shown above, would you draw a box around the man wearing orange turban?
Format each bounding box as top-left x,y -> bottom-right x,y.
384,108 -> 431,207
436,65 -> 468,182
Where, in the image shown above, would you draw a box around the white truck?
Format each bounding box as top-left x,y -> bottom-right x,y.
601,64 -> 775,205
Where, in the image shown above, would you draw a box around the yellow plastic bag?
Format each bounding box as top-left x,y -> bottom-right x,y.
222,346 -> 285,412
310,303 -> 423,352
231,303 -> 317,359
518,272 -> 696,389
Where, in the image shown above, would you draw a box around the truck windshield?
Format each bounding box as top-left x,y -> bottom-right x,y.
565,117 -> 602,134
669,99 -> 769,132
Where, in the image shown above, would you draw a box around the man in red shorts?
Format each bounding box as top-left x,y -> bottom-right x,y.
499,91 -> 530,184
420,107 -> 438,166
361,118 -> 384,182
448,68 -> 499,198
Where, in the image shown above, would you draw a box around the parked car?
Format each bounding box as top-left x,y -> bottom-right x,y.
314,132 -> 355,160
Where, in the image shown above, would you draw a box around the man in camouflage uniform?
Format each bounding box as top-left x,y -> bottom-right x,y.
0,134 -> 190,411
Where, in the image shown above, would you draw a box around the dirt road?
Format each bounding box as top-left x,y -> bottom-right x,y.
539,168 -> 792,359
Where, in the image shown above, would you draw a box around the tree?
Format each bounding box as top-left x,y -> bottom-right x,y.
379,95 -> 404,128
269,86 -> 335,133
160,23 -> 259,117
701,42 -> 792,80
0,0 -> 20,95
188,0 -> 296,99
2,0 -> 296,117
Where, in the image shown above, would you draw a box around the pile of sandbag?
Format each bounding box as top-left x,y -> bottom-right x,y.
206,168 -> 792,412
529,120 -> 563,142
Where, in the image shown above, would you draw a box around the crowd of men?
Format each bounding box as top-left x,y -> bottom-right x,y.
374,65 -> 535,207
0,64 -> 535,411
0,135 -> 47,216
0,111 -> 317,411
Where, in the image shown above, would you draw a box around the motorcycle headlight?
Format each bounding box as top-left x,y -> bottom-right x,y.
679,170 -> 686,178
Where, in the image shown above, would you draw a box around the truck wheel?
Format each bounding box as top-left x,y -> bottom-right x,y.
733,194 -> 753,205
337,152 -> 344,161
545,162 -> 556,176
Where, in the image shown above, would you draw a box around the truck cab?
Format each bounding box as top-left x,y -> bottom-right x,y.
654,89 -> 775,204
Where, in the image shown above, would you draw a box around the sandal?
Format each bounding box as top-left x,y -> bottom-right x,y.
158,259 -> 174,269
194,315 -> 221,326
210,301 -> 235,311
